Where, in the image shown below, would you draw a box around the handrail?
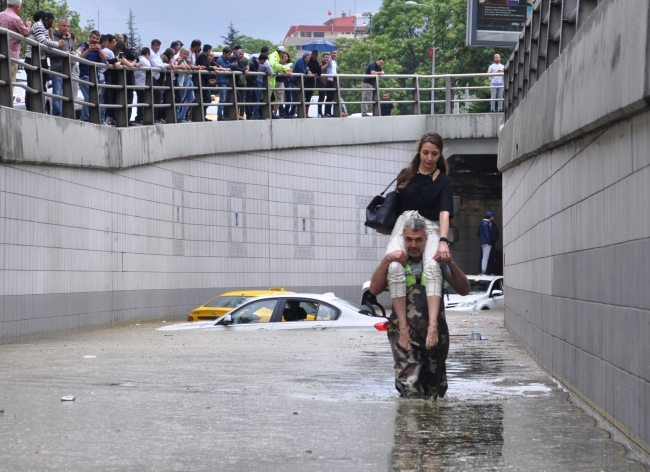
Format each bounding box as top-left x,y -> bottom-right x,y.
0,26 -> 504,125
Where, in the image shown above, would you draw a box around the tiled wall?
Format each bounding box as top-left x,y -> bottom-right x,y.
502,111 -> 650,450
0,141 -> 423,341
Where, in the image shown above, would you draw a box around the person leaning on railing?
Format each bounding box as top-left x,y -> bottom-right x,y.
25,10 -> 64,111
0,0 -> 32,83
75,30 -> 106,122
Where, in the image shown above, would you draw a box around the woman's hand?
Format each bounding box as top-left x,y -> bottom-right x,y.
435,240 -> 450,263
426,324 -> 439,349
399,325 -> 412,351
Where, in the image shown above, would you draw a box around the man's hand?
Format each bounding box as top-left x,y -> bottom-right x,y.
426,324 -> 439,349
25,20 -> 32,29
58,39 -> 66,48
386,250 -> 408,267
434,241 -> 450,263
399,325 -> 412,351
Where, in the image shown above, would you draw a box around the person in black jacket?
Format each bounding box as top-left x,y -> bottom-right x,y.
305,50 -> 321,116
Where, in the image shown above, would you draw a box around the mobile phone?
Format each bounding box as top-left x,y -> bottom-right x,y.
117,52 -> 124,59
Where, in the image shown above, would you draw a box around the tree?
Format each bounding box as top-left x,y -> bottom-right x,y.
236,35 -> 273,55
335,0 -> 513,114
19,0 -> 87,40
221,21 -> 242,47
126,8 -> 141,50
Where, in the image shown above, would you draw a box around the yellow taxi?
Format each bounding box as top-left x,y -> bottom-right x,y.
187,288 -> 294,321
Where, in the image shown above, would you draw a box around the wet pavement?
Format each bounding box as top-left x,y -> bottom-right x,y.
0,311 -> 646,471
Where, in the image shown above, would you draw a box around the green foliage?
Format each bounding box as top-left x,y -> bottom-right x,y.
19,0 -> 92,41
236,36 -> 274,55
126,9 -> 141,50
335,0 -> 513,114
221,21 -> 242,48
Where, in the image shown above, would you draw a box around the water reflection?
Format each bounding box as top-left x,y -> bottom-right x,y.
390,402 -> 504,471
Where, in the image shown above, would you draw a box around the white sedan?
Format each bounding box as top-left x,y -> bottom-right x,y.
158,293 -> 390,332
444,275 -> 504,311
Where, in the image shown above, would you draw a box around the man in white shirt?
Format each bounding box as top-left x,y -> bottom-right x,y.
323,49 -> 338,117
487,53 -> 505,112
148,39 -> 170,123
134,47 -> 151,124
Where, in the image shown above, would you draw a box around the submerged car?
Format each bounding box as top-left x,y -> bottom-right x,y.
187,288 -> 293,321
163,293 -> 389,332
444,275 -> 504,311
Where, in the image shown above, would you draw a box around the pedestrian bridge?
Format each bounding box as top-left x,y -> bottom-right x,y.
0,105 -> 501,343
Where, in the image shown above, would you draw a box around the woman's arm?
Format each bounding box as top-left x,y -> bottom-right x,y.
436,210 -> 450,260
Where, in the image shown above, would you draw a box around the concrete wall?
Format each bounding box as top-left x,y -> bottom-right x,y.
498,0 -> 650,454
0,110 -> 501,342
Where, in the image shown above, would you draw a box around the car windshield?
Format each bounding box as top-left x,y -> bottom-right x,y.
468,280 -> 491,294
334,298 -> 372,315
204,296 -> 252,308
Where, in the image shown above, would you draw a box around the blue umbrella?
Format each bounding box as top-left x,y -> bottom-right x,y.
301,40 -> 338,52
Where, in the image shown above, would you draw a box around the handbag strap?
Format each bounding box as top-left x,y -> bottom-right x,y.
380,177 -> 398,196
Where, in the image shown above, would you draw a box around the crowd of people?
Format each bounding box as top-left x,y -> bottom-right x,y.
0,1 -> 396,124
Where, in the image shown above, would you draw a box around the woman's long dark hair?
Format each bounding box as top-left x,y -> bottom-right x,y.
397,132 -> 448,190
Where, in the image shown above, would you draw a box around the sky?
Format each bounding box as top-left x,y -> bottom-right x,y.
66,0 -> 384,48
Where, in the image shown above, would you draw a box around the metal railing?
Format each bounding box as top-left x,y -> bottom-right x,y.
504,0 -> 601,119
0,27 -> 504,126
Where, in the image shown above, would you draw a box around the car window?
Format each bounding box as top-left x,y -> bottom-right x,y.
205,295 -> 251,308
281,300 -> 340,322
491,279 -> 504,295
230,299 -> 278,324
468,280 -> 491,294
333,298 -> 372,316
316,303 -> 339,321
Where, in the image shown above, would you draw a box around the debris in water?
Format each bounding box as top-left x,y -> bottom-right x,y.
61,395 -> 75,401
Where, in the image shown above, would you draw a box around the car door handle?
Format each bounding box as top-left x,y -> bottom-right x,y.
312,325 -> 327,330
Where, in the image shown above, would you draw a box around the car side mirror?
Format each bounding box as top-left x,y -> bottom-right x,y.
491,290 -> 503,298
221,314 -> 233,325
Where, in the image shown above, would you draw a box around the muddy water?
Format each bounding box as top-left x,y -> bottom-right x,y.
0,311 -> 645,471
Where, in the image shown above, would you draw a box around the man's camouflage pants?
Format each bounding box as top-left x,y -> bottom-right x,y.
387,284 -> 449,399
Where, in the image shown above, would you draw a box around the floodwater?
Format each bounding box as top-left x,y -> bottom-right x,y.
0,311 -> 646,471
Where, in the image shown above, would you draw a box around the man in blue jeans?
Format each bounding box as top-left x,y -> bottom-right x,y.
75,30 -> 106,121
50,18 -> 74,116
216,47 -> 237,121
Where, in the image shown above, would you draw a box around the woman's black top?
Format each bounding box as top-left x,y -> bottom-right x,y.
399,172 -> 454,221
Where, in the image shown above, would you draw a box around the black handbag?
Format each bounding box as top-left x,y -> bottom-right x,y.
365,177 -> 401,234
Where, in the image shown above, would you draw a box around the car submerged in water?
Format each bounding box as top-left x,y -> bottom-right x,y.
161,292 -> 390,332
444,275 -> 504,311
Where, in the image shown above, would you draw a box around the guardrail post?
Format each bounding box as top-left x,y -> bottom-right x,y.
116,67 -> 129,127
165,70 -> 177,124
143,68 -> 154,125
334,75 -> 342,117
413,76 -> 421,116
61,54 -> 75,119
193,70 -> 205,123
87,62 -> 100,124
30,45 -> 45,114
372,75 -> 380,117
296,74 -> 306,119
0,30 -> 12,108
260,74 -> 271,120
445,75 -> 452,114
227,72 -> 238,121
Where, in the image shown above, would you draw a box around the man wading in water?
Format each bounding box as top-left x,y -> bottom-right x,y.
369,218 -> 469,398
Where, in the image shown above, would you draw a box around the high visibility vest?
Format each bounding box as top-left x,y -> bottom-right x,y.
405,262 -> 426,287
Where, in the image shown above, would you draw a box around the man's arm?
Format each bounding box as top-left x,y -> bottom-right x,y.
369,250 -> 407,296
441,257 -> 470,296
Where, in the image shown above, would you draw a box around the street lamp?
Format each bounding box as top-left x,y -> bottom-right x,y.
405,1 -> 437,114
356,12 -> 373,62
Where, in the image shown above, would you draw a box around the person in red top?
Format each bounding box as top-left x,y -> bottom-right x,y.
0,0 -> 32,83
